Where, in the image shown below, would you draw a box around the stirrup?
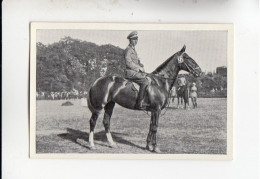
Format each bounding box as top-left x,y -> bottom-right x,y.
135,103 -> 145,110
135,102 -> 148,110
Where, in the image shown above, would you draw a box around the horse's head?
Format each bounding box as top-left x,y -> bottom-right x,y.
176,45 -> 202,77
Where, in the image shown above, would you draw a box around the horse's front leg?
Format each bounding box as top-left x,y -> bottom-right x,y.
146,109 -> 161,153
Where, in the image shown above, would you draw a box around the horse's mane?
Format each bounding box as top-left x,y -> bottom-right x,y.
152,54 -> 176,74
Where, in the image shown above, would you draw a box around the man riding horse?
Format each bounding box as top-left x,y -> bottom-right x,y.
87,40 -> 202,152
124,31 -> 149,109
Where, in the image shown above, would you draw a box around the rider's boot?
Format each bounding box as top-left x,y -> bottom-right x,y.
135,85 -> 147,110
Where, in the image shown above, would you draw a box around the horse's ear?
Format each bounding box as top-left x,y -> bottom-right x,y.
180,45 -> 186,53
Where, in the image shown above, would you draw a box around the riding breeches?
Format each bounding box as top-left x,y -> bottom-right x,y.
127,74 -> 149,103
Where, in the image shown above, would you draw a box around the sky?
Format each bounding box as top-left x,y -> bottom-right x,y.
37,29 -> 227,73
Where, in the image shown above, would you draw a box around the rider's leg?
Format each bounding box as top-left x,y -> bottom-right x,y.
132,77 -> 149,109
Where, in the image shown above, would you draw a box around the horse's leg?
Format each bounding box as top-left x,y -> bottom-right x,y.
177,97 -> 180,108
186,97 -> 190,110
146,109 -> 161,153
89,113 -> 99,149
103,102 -> 116,148
181,97 -> 184,109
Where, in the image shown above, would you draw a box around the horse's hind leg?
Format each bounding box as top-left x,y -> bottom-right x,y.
103,102 -> 116,148
181,97 -> 184,109
89,113 -> 99,149
192,97 -> 195,108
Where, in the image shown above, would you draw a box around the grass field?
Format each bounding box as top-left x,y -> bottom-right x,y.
36,98 -> 227,154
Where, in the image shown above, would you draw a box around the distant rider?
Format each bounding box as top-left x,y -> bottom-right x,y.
177,77 -> 187,90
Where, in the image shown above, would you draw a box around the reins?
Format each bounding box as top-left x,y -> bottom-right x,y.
132,60 -> 197,117
137,71 -> 174,117
135,71 -> 176,81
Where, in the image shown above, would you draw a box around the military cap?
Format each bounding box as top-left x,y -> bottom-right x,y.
127,31 -> 138,39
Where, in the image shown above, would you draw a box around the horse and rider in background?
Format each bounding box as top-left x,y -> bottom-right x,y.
176,77 -> 190,109
176,77 -> 198,109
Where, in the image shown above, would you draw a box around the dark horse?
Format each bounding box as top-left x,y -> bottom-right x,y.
177,84 -> 190,109
87,45 -> 201,152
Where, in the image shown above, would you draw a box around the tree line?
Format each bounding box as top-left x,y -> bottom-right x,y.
37,37 -> 227,98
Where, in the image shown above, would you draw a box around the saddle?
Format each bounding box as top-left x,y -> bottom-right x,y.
125,77 -> 151,92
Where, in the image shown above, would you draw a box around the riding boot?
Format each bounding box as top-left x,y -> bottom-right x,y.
135,84 -> 147,109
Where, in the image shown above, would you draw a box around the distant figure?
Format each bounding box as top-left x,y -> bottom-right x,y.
190,82 -> 198,108
124,31 -> 148,109
176,77 -> 190,109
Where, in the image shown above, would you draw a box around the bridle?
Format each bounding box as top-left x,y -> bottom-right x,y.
141,53 -> 199,80
178,52 -> 200,76
184,62 -> 200,76
141,52 -> 200,116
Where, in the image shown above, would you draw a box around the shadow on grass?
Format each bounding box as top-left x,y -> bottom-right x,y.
165,106 -> 178,110
58,128 -> 146,150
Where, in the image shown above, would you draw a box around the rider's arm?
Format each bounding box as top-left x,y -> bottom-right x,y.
138,60 -> 144,67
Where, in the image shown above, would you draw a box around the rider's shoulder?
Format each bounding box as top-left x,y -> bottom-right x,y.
125,46 -> 130,53
125,45 -> 134,52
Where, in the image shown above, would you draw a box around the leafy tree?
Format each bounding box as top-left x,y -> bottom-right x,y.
37,37 -> 124,92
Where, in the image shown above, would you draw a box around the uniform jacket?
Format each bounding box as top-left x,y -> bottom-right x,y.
190,86 -> 197,97
124,45 -> 145,79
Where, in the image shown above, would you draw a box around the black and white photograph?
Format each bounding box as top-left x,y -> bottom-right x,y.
3,1 -> 259,178
30,23 -> 233,159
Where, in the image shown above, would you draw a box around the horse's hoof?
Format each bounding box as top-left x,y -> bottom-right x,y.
109,143 -> 118,148
89,145 -> 96,150
146,144 -> 153,151
153,147 -> 162,153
